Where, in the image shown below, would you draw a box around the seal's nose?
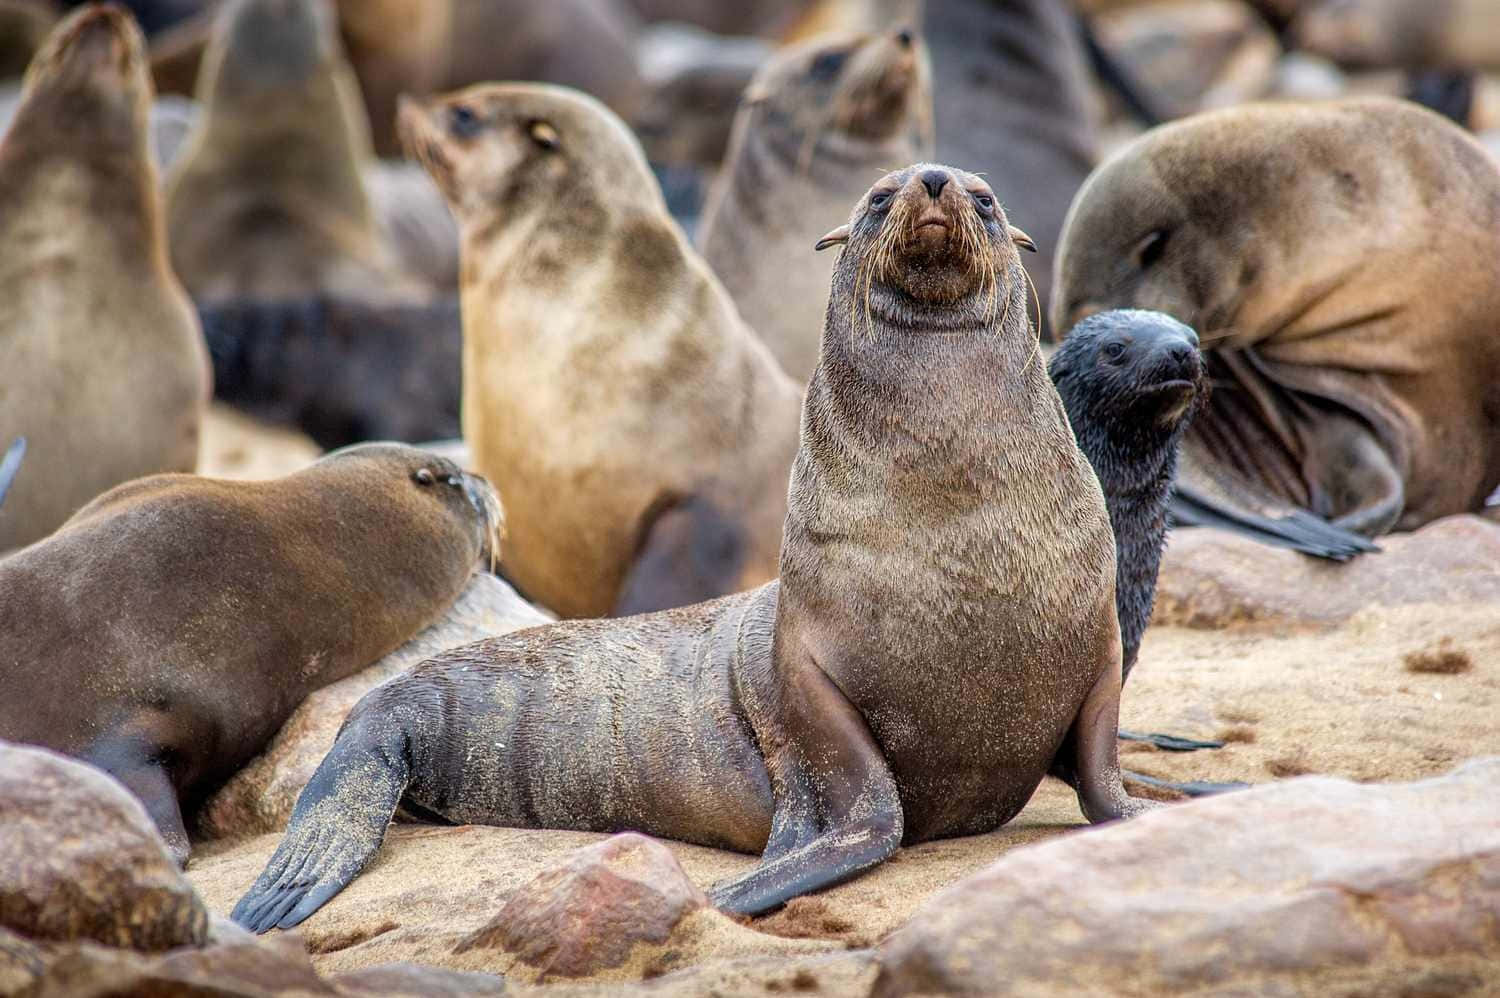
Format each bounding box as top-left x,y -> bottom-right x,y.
894,27 -> 914,48
920,169 -> 948,200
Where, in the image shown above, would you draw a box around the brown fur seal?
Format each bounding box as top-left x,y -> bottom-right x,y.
231,162 -> 1155,933
698,25 -> 933,382
164,0 -> 422,304
0,0 -> 55,79
1052,97 -> 1500,542
1295,0 -> 1500,71
0,443 -> 500,864
0,4 -> 209,554
399,82 -> 803,618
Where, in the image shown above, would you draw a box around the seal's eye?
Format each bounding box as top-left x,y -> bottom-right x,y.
1102,341 -> 1127,362
808,49 -> 849,82
973,193 -> 994,214
448,104 -> 481,139
529,120 -> 559,151
414,468 -> 436,486
869,192 -> 892,211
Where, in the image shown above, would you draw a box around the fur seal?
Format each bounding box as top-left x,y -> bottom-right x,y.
1049,309 -> 1204,683
399,82 -> 803,618
0,3 -> 209,554
0,443 -> 500,864
164,0 -> 422,304
1051,97 -> 1500,547
0,0 -> 55,79
698,24 -> 933,382
232,162 -> 1155,933
1295,0 -> 1500,72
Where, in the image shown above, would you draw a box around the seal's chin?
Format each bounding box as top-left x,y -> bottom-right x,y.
1141,380 -> 1199,427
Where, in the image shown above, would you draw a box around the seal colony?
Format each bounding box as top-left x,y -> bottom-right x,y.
0,3 -> 209,554
399,82 -> 802,618
232,162 -> 1156,932
698,23 -> 934,382
0,444 -> 500,864
1052,97 -> 1500,552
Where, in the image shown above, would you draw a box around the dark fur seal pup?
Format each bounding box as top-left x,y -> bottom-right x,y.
0,444 -> 499,865
1049,310 -> 1204,682
232,162 -> 1155,933
1052,97 -> 1500,552
399,82 -> 802,619
0,3 -> 209,554
698,24 -> 933,382
164,0 -> 423,304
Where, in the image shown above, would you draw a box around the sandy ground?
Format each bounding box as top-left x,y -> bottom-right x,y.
184,410 -> 1500,981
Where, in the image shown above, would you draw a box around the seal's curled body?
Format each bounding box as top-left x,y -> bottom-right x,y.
234,163 -> 1156,932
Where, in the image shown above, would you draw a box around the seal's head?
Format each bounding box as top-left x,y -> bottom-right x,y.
201,0 -> 342,99
1050,309 -> 1206,440
398,82 -> 659,224
322,442 -> 505,570
18,2 -> 150,151
745,25 -> 931,151
816,162 -> 1037,334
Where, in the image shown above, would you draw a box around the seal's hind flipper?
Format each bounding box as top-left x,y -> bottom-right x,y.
232,711 -> 412,933
1118,729 -> 1223,752
0,437 -> 25,509
1169,484 -> 1380,561
1123,769 -> 1249,799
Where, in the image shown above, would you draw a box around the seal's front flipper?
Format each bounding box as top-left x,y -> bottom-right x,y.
1064,640 -> 1161,823
614,495 -> 747,617
1118,729 -> 1224,752
83,720 -> 191,866
111,757 -> 191,867
232,708 -> 412,933
1123,770 -> 1249,798
708,651 -> 903,916
1170,484 -> 1379,561
0,437 -> 25,509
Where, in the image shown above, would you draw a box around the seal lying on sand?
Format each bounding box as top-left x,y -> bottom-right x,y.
698,24 -> 933,382
232,162 -> 1156,933
400,82 -> 802,618
0,444 -> 499,864
1052,97 -> 1500,555
0,3 -> 209,554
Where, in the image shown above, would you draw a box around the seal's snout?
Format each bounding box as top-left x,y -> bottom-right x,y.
895,27 -> 914,48
920,169 -> 948,200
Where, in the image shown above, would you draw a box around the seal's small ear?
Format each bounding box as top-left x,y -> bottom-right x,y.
529,120 -> 559,151
1008,225 -> 1037,253
815,224 -> 850,252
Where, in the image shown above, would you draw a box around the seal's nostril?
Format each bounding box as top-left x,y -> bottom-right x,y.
920,169 -> 948,200
895,27 -> 914,48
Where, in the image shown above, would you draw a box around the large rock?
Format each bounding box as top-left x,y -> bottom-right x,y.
874,758 -> 1500,997
1154,516 -> 1500,630
0,744 -> 208,952
26,933 -> 336,998
200,572 -> 551,838
456,833 -> 709,980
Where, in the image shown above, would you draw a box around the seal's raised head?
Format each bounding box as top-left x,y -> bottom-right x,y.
818,162 -> 1036,332
19,3 -> 149,147
201,0 -> 341,98
747,25 -> 930,148
398,82 -> 659,222
1051,309 -> 1206,438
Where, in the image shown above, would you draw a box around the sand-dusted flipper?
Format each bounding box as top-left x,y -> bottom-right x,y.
231,710 -> 412,932
1123,769 -> 1250,798
1170,485 -> 1379,561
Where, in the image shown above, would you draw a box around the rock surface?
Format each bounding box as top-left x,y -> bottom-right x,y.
25,933 -> 336,998
0,743 -> 208,952
874,757 -> 1500,997
456,833 -> 711,981
1154,516 -> 1500,629
200,572 -> 551,840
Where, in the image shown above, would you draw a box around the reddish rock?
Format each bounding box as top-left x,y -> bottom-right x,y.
1154,515 -> 1500,629
0,743 -> 207,952
455,833 -> 709,978
874,757 -> 1500,997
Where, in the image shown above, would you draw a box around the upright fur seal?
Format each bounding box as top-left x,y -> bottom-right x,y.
698,25 -> 933,382
400,83 -> 803,618
164,0 -> 421,304
232,162 -> 1155,933
1049,310 -> 1204,682
1052,97 -> 1500,545
0,3 -> 209,554
0,443 -> 499,864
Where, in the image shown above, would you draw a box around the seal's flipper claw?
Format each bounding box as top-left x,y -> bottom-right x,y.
231,705 -> 413,932
1118,729 -> 1224,752
1169,485 -> 1379,561
1122,769 -> 1250,798
0,437 -> 25,509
